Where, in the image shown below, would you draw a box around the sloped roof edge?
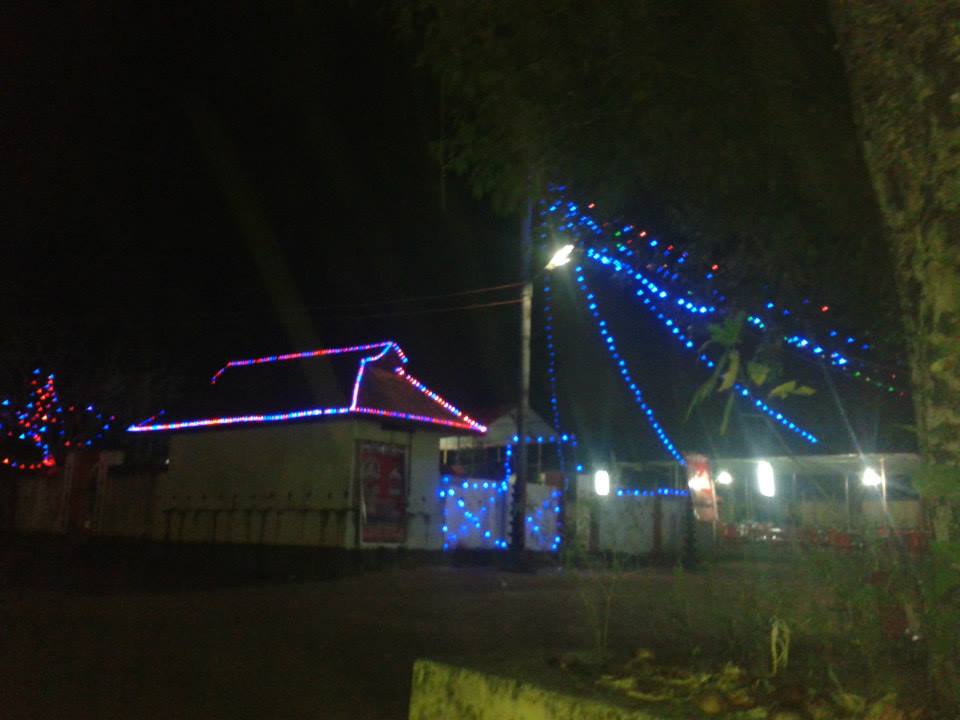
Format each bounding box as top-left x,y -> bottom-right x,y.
128,341 -> 486,434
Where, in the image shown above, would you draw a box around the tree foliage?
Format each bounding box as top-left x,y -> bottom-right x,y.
395,1 -> 893,336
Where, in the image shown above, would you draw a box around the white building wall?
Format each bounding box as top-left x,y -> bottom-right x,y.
155,420 -> 445,550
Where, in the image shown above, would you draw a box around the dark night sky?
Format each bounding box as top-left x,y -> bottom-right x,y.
4,2 -> 914,463
5,3 -> 517,405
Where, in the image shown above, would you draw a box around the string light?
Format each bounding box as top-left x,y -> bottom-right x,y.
210,341 -> 407,384
130,342 -> 487,434
1,371 -> 112,471
614,487 -> 689,497
574,268 -> 686,465
734,384 -> 818,443
394,368 -> 486,432
542,280 -> 565,469
439,475 -> 561,551
439,475 -> 509,550
543,190 -> 905,396
587,248 -> 716,316
578,261 -> 819,445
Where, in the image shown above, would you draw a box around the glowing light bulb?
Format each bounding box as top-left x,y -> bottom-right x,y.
716,470 -> 733,486
594,470 -> 610,496
757,461 -> 776,498
546,244 -> 575,270
862,467 -> 882,487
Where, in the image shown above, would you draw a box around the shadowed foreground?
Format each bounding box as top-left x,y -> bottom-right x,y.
0,565 -> 613,720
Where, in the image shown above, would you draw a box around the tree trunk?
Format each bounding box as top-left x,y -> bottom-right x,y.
830,0 -> 960,472
831,2 -> 960,705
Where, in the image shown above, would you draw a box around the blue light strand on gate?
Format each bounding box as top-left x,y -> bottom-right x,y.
438,475 -> 561,551
615,487 -> 690,498
574,267 -> 686,465
438,475 -> 510,550
527,489 -> 563,552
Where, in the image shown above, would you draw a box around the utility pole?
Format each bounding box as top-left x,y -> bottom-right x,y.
511,193 -> 534,553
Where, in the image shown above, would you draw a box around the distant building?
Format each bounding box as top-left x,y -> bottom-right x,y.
440,406 -> 577,483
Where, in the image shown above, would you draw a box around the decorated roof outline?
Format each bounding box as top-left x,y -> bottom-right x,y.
127,341 -> 486,434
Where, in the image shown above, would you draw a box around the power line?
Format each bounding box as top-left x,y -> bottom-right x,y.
334,297 -> 523,320
12,281 -> 525,325
310,281 -> 524,309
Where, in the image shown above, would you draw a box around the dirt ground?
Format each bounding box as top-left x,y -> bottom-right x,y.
0,564 -> 658,720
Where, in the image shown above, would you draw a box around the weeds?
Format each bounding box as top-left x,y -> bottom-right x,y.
769,618 -> 790,676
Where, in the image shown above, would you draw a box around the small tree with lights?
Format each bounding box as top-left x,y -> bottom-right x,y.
0,368 -> 114,472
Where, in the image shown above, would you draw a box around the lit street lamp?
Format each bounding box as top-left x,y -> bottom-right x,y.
594,469 -> 610,496
757,460 -> 776,498
511,232 -> 578,552
546,244 -> 575,270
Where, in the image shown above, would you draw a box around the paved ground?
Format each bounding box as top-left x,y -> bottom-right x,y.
0,565 -> 658,720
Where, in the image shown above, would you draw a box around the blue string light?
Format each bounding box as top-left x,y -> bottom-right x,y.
542,280 -> 565,471
614,487 -> 689,497
733,383 -> 818,443
585,250 -> 716,365
438,475 -> 509,550
580,258 -> 819,445
587,249 -> 716,316
439,475 -> 561,551
543,192 -> 905,396
574,267 -> 686,465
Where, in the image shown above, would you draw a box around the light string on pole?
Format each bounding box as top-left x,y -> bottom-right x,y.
541,280 -> 565,470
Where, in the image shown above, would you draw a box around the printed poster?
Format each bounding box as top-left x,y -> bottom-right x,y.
357,442 -> 407,543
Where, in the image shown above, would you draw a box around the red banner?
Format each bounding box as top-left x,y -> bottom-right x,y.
357,442 -> 407,543
685,453 -> 718,522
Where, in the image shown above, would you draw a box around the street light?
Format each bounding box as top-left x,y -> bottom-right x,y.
757,460 -> 776,498
861,467 -> 882,487
594,469 -> 610,496
546,244 -> 575,270
510,239 -> 574,553
716,470 -> 733,486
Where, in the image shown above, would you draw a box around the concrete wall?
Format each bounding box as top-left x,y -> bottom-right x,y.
155,420 -> 444,550
593,496 -> 688,556
409,659 -> 664,720
95,471 -> 158,538
14,474 -> 66,533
